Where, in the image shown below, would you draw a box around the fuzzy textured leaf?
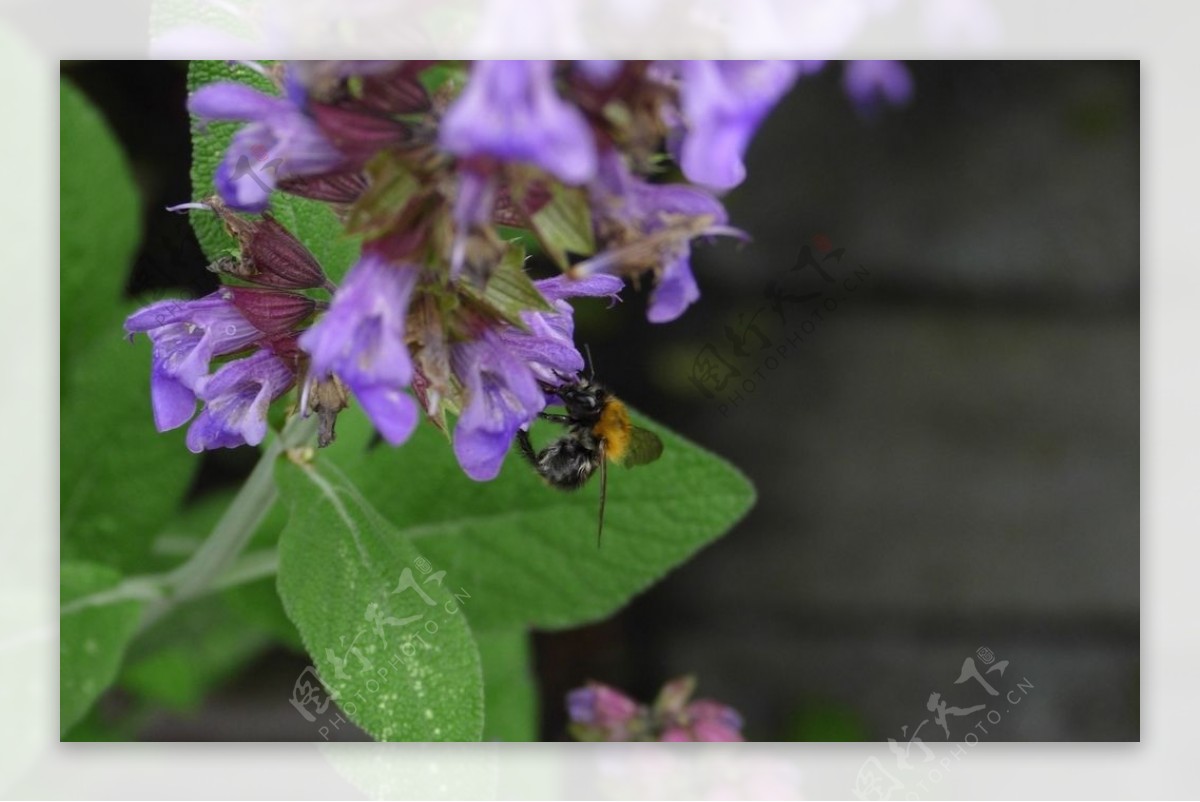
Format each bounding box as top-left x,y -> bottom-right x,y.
120,593 -> 274,712
60,562 -> 146,734
60,78 -> 141,372
325,405 -> 755,630
275,457 -> 484,741
477,628 -> 538,741
61,303 -> 199,574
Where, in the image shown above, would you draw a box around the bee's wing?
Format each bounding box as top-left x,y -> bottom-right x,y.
622,426 -> 665,467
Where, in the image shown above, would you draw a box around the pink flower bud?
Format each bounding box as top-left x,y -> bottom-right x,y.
221,286 -> 317,336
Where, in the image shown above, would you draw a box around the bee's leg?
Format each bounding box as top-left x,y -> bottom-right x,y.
537,412 -> 572,424
516,429 -> 539,467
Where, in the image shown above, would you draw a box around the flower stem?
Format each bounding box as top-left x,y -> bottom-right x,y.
138,415 -> 316,630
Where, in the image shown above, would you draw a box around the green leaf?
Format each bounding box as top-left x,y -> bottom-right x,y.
187,60 -> 361,283
476,628 -> 538,741
145,487 -> 288,566
60,562 -> 147,734
495,224 -> 540,254
418,62 -> 467,97
62,705 -> 141,742
120,592 -> 273,712
222,570 -> 304,652
514,179 -> 595,270
275,457 -> 485,741
60,78 -> 142,372
327,407 -> 755,630
61,302 -> 199,575
343,152 -> 424,240
459,243 -> 555,329
142,489 -> 303,649
117,490 -> 301,713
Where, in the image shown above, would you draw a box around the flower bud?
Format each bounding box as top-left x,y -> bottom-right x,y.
566,681 -> 644,741
197,199 -> 330,290
306,374 -> 351,448
358,63 -> 433,115
241,214 -> 331,290
220,286 -> 317,336
309,102 -> 413,168
684,700 -> 744,742
278,170 -> 369,205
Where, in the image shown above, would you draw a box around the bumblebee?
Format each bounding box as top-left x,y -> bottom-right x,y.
516,374 -> 664,547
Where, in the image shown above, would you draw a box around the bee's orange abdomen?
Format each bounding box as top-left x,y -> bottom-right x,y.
594,398 -> 632,463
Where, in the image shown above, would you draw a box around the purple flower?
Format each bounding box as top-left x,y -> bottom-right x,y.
673,60 -> 801,191
440,61 -> 597,185
451,330 -> 545,482
843,60 -> 913,113
679,699 -> 745,742
497,274 -> 622,383
449,167 -> 498,280
189,81 -> 344,212
299,253 -> 420,446
574,60 -> 624,87
185,349 -> 295,452
124,295 -> 264,431
651,675 -> 744,742
451,274 -> 622,481
286,60 -> 400,96
567,682 -> 642,740
581,152 -> 738,323
565,676 -> 743,742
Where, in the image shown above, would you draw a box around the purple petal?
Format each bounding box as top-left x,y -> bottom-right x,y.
353,384 -> 419,445
150,368 -> 198,432
575,60 -> 623,87
301,255 -> 417,388
534,274 -> 624,303
452,420 -> 520,482
451,334 -> 546,481
660,727 -> 693,742
299,254 -> 420,445
185,350 -> 293,452
591,150 -> 728,231
691,719 -> 743,742
567,687 -> 598,724
450,168 -> 497,279
188,82 -> 289,122
214,131 -> 276,212
126,294 -> 263,393
193,81 -> 345,212
679,118 -> 749,190
647,252 -> 700,324
843,60 -> 913,111
676,60 -> 801,191
637,182 -> 728,228
440,60 -> 597,185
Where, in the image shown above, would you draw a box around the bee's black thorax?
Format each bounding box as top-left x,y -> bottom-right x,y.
516,377 -> 610,491
556,378 -> 608,426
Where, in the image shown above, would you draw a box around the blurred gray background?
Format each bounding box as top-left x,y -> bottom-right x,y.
67,60 -> 1138,742
560,60 -> 1138,742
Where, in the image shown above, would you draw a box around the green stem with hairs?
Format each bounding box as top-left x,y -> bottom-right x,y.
134,415 -> 316,630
